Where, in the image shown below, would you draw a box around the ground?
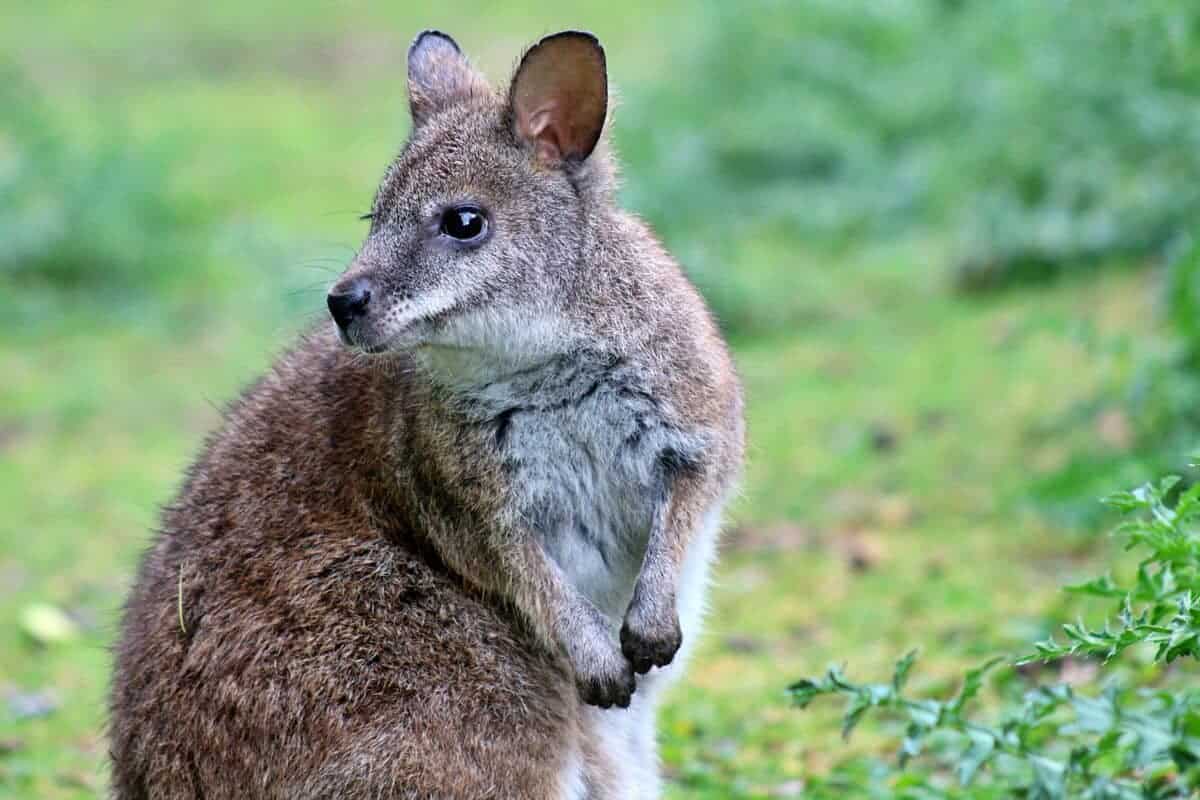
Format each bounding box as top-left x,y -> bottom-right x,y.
0,2 -> 1159,797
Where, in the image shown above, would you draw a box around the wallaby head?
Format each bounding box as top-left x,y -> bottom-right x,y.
327,30 -> 614,369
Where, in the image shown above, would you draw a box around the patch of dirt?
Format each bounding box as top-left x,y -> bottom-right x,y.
0,420 -> 25,453
726,521 -> 815,554
1095,407 -> 1133,450
721,634 -> 767,654
833,529 -> 886,573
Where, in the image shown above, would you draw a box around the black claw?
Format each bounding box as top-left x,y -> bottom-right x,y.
620,621 -> 682,673
578,666 -> 636,709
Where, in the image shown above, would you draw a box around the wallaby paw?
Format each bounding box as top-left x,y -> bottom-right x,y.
574,645 -> 636,709
620,611 -> 682,675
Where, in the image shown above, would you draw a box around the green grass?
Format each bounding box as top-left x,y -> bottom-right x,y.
0,2 -> 1174,797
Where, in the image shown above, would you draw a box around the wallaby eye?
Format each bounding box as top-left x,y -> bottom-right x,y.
439,205 -> 488,243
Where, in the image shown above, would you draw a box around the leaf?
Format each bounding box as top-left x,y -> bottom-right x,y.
907,699 -> 942,729
1065,573 -> 1126,597
958,729 -> 996,785
1070,690 -> 1116,733
1028,755 -> 1066,799
842,695 -> 871,741
898,722 -> 926,767
1102,490 -> 1146,513
786,678 -> 824,709
893,649 -> 919,693
949,657 -> 1003,714
19,603 -> 78,645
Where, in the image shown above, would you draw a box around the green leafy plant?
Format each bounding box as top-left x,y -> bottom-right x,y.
620,0 -> 1200,328
791,466 -> 1200,797
1027,475 -> 1200,665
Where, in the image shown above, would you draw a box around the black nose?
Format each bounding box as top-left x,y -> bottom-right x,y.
327,279 -> 372,330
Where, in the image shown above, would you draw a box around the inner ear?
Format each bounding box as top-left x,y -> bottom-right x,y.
408,30 -> 490,127
509,31 -> 607,165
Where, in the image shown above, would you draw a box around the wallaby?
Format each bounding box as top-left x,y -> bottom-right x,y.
110,30 -> 744,799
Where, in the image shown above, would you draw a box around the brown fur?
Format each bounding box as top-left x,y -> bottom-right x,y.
111,346 -> 578,798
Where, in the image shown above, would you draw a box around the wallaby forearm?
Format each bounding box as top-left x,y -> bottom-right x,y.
621,469 -> 711,672
429,523 -> 638,708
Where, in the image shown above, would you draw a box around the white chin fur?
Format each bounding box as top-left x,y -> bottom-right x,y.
415,305 -> 573,387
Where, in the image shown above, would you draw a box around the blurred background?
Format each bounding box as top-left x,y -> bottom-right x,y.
3,1 -> 1200,797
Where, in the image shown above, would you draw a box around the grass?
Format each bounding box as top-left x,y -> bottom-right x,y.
0,2 -> 1173,797
663,259 -> 1157,796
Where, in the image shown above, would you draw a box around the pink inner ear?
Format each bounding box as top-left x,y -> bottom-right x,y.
524,102 -> 564,162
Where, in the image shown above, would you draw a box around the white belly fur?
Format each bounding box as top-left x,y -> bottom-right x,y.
569,503 -> 726,799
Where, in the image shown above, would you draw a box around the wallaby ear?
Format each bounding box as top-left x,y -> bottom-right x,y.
407,30 -> 490,127
509,31 -> 607,165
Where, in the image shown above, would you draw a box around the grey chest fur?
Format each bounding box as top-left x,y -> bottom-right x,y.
459,353 -> 698,619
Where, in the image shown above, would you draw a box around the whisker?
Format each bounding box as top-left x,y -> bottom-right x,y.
301,240 -> 358,254
286,281 -> 336,298
292,262 -> 343,275
315,210 -> 374,221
